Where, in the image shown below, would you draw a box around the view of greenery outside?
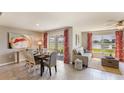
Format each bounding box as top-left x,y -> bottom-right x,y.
57,43 -> 64,54
49,36 -> 64,54
92,34 -> 115,57
92,48 -> 115,56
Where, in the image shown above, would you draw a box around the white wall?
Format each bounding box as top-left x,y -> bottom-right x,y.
82,32 -> 88,49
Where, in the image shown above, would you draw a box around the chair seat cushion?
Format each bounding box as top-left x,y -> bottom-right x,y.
43,60 -> 50,66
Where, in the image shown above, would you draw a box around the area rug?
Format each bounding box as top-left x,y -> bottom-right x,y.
88,58 -> 122,75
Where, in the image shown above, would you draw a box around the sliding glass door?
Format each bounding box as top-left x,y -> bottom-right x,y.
49,35 -> 64,60
49,36 -> 56,51
57,35 -> 64,55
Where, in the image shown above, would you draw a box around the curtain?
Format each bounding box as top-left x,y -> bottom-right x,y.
64,29 -> 70,64
87,32 -> 92,52
115,31 -> 123,61
43,32 -> 48,48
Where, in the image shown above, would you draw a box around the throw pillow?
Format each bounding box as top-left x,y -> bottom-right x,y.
78,47 -> 84,55
80,50 -> 84,55
84,49 -> 87,53
78,52 -> 81,55
80,47 -> 84,51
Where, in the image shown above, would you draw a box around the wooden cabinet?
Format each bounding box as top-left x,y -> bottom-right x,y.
101,58 -> 119,68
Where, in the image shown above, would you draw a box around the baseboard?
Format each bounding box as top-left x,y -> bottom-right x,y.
0,61 -> 15,67
0,59 -> 26,67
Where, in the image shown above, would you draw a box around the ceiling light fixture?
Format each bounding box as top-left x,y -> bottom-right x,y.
36,24 -> 40,26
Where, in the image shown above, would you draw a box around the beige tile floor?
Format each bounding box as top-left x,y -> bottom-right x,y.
0,60 -> 124,80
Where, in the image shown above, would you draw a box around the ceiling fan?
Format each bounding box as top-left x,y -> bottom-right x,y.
115,20 -> 124,30
104,19 -> 124,30
116,20 -> 124,26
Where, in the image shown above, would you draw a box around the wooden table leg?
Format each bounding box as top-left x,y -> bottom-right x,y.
17,51 -> 19,63
40,59 -> 44,76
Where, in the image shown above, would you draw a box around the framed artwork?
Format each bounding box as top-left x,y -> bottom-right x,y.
75,34 -> 77,45
75,34 -> 80,46
8,32 -> 32,49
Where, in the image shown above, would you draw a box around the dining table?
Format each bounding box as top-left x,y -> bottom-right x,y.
34,54 -> 50,76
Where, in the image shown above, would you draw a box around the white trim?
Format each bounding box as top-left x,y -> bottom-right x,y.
0,61 -> 15,67
0,59 -> 26,67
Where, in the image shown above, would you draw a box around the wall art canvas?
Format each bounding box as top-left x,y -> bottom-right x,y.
8,32 -> 32,49
75,34 -> 80,46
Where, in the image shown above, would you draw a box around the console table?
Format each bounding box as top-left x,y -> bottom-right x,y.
15,51 -> 20,63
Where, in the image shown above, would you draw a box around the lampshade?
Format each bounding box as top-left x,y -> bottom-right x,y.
38,41 -> 42,45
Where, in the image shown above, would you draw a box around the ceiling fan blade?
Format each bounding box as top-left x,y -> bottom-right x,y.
102,22 -> 116,27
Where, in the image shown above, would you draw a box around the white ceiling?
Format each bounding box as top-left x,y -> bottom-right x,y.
0,12 -> 124,32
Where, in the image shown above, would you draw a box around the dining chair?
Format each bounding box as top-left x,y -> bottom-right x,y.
22,49 -> 40,72
43,52 -> 57,76
39,48 -> 43,55
43,48 -> 48,53
22,49 -> 30,67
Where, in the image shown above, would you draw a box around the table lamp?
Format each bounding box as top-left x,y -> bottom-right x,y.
38,41 -> 42,50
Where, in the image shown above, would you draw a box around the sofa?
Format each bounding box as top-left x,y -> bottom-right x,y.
72,47 -> 92,67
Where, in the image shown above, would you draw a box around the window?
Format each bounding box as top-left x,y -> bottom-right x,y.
92,33 -> 115,57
